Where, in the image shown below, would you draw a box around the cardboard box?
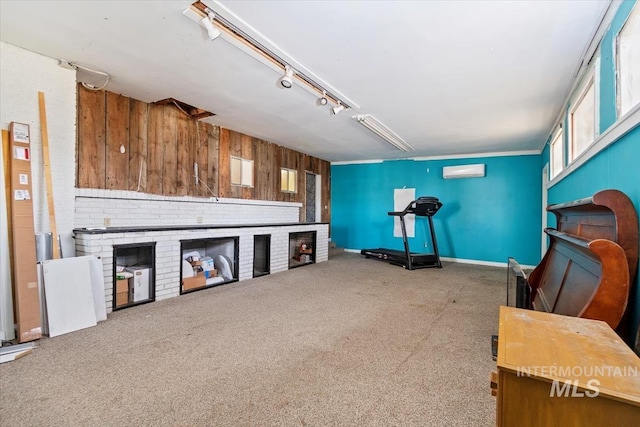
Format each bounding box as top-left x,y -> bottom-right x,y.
7,125 -> 42,343
116,291 -> 129,306
115,278 -> 129,293
183,271 -> 206,291
204,269 -> 217,279
201,256 -> 214,271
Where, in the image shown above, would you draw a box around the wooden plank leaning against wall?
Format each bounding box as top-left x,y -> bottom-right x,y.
76,85 -> 331,223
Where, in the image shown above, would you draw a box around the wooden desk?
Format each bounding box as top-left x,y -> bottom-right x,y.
493,306 -> 640,426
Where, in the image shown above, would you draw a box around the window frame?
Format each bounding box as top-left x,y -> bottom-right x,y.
568,70 -> 597,163
615,3 -> 639,118
549,127 -> 564,180
547,7 -> 639,189
280,167 -> 297,193
230,156 -> 254,188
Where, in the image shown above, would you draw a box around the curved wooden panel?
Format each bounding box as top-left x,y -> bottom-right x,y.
529,230 -> 630,329
581,239 -> 630,329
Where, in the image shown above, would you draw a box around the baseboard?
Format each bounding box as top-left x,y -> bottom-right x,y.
345,249 -> 536,269
440,257 -> 536,269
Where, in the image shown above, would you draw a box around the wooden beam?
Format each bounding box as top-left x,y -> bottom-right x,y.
2,130 -> 14,283
38,92 -> 60,259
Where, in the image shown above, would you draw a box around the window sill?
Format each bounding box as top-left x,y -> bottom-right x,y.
548,103 -> 640,189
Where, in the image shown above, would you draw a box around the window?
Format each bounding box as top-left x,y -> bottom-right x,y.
230,156 -> 253,187
617,4 -> 639,117
550,128 -> 564,179
569,76 -> 596,161
280,168 -> 297,193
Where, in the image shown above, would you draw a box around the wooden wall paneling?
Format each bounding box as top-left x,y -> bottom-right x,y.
162,105 -> 179,195
76,87 -> 331,216
147,103 -> 164,194
253,139 -> 268,201
267,142 -> 282,200
175,112 -> 190,196
241,134 -> 254,200
218,128 -> 230,198
291,148 -> 303,205
296,151 -> 305,219
322,160 -> 331,224
228,130 -> 243,199
265,139 -> 273,201
281,146 -> 289,203
252,138 -> 262,200
105,92 -> 130,190
274,146 -> 283,202
77,86 -> 106,188
192,121 -> 206,198
285,146 -> 296,204
206,124 -> 219,199
128,99 -> 148,192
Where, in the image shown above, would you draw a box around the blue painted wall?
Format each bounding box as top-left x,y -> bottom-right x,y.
332,1 -> 638,346
332,154 -> 542,266
542,1 -> 640,345
546,126 -> 640,345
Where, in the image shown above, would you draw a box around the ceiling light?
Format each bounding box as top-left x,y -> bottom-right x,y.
317,91 -> 328,106
353,114 -> 414,152
331,102 -> 345,115
200,13 -> 221,40
278,66 -> 294,89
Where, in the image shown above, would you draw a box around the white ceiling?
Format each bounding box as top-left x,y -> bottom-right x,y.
0,0 -> 610,162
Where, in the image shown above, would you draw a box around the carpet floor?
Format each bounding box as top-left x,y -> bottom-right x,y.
0,252 -> 505,426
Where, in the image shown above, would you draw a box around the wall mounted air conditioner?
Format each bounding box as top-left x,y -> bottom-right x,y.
442,164 -> 486,179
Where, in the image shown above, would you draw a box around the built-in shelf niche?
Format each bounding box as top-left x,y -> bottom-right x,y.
289,231 -> 316,269
113,242 -> 156,310
253,234 -> 271,278
180,237 -> 239,293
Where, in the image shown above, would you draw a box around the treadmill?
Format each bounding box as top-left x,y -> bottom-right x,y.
361,196 -> 443,270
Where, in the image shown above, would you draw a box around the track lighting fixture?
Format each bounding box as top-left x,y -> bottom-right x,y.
278,66 -> 294,89
317,91 -> 328,106
182,2 -> 359,112
200,12 -> 221,40
331,101 -> 345,115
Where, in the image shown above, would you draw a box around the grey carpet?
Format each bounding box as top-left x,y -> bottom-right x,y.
0,252 -> 504,426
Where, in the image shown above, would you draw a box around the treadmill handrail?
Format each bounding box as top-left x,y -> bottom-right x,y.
387,197 -> 442,217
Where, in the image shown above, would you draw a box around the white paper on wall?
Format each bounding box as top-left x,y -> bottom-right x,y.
393,188 -> 415,238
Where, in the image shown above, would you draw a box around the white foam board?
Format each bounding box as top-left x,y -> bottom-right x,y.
42,258 -> 97,337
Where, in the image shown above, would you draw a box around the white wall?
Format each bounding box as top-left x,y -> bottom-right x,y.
74,189 -> 302,228
0,42 -> 77,340
75,223 -> 329,313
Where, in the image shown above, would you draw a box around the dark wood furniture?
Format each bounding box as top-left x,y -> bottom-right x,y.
525,189 -> 638,330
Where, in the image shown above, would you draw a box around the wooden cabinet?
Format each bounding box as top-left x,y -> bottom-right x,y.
493,306 -> 640,426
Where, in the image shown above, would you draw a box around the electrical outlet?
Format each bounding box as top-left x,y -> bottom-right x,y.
104,217 -> 111,227
196,216 -> 203,224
